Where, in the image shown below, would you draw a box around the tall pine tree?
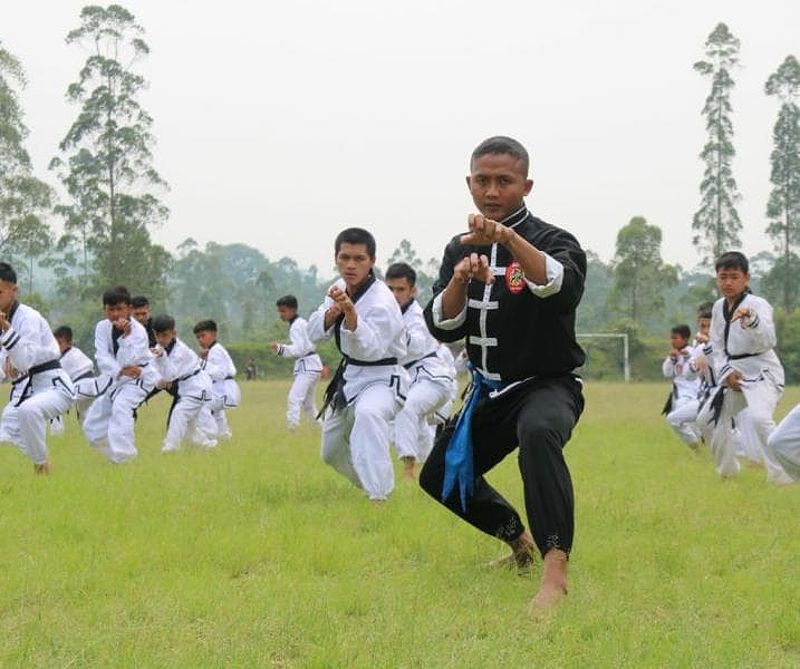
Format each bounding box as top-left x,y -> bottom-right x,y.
763,55 -> 800,311
692,23 -> 742,267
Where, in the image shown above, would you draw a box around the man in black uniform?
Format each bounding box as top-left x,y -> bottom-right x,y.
420,136 -> 586,614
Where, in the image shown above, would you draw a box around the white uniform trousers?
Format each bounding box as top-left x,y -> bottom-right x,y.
767,404 -> 800,482
287,371 -> 320,428
321,383 -> 399,501
394,378 -> 452,462
197,396 -> 232,439
82,382 -> 149,463
702,380 -> 787,481
665,397 -> 701,447
164,395 -> 216,451
0,373 -> 74,465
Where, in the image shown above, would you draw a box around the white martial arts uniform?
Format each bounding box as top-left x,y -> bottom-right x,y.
198,340 -> 240,439
82,318 -> 157,463
697,293 -> 790,482
394,299 -> 456,463
308,276 -> 406,501
60,345 -> 103,425
662,346 -> 701,447
152,337 -> 216,452
276,316 -> 322,428
767,404 -> 800,482
0,302 -> 75,465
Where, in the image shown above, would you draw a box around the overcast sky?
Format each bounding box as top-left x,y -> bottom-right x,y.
3,1 -> 799,278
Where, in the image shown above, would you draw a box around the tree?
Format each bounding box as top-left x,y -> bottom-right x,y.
692,23 -> 742,267
764,55 -> 800,311
7,215 -> 54,294
0,41 -> 54,263
50,4 -> 169,292
607,217 -> 677,326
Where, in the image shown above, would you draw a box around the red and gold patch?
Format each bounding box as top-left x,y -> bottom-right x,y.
505,261 -> 525,294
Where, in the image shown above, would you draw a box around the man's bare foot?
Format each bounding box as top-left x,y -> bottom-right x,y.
34,461 -> 52,475
401,456 -> 416,481
528,548 -> 568,617
488,530 -> 536,573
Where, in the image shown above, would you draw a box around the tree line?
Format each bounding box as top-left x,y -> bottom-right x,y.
1,12 -> 799,380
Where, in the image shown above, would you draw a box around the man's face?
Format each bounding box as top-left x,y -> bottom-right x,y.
386,277 -> 416,308
0,279 -> 18,313
697,317 -> 711,337
467,153 -> 533,222
716,267 -> 749,301
336,243 -> 374,291
55,337 -> 69,354
155,329 -> 175,348
104,302 -> 130,323
671,333 -> 688,350
277,306 -> 296,323
132,305 -> 151,325
195,330 -> 216,349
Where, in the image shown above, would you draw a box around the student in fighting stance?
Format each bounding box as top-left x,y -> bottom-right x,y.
661,324 -> 701,449
0,263 -> 74,473
307,228 -> 406,502
53,325 -> 104,426
194,319 -> 240,440
271,295 -> 323,430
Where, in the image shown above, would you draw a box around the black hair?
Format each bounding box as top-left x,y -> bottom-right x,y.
385,262 -> 417,286
102,285 -> 131,307
715,251 -> 749,274
697,302 -> 714,320
53,325 -> 73,342
334,228 -> 376,260
152,314 -> 175,333
470,136 -> 530,176
276,295 -> 298,309
193,319 -> 217,334
131,295 -> 150,309
671,324 -> 691,340
0,262 -> 17,284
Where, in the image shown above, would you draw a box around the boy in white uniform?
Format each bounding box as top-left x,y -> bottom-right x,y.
767,404 -> 800,482
697,252 -> 791,483
271,295 -> 323,429
53,325 -> 105,426
194,319 -> 240,440
386,262 -> 456,479
0,263 -> 75,473
82,286 -> 158,464
150,314 -> 216,452
661,324 -> 701,449
308,228 -> 406,502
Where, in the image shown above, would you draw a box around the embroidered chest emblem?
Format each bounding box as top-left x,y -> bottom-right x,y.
504,261 -> 525,294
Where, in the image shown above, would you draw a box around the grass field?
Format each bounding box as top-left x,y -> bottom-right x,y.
1,380 -> 799,668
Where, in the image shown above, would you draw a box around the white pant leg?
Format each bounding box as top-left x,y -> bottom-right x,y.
666,397 -> 701,447
349,384 -> 398,500
709,389 -> 746,478
394,379 -> 450,461
740,381 -> 787,483
106,383 -> 149,463
164,396 -> 206,450
301,372 -> 320,423
321,403 -> 361,488
735,407 -> 762,463
286,372 -> 320,428
83,393 -> 113,453
767,404 -> 800,482
5,385 -> 73,465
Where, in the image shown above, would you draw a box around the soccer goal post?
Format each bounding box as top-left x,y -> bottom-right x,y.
576,333 -> 630,382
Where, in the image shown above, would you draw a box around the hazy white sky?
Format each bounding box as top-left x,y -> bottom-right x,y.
3,1 -> 799,278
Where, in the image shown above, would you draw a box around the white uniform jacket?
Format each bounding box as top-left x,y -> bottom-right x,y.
93,318 -> 158,392
662,348 -> 700,402
152,337 -> 212,400
202,341 -> 241,407
60,346 -> 95,382
399,299 -> 455,388
277,316 -> 323,374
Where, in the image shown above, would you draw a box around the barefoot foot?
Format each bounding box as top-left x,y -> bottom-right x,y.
528,548 -> 568,617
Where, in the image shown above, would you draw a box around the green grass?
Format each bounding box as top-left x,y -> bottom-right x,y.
1,381 -> 798,668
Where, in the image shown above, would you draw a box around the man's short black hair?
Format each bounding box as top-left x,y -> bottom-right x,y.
193,319 -> 218,334
0,262 -> 17,284
715,251 -> 749,274
385,262 -> 417,286
334,228 -> 376,260
276,295 -> 298,309
103,285 -> 131,307
152,314 -> 175,334
697,302 -> 714,320
131,295 -> 150,309
671,324 -> 691,340
53,325 -> 73,342
470,136 -> 530,177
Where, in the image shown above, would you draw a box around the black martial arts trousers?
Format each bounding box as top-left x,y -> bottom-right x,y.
419,374 -> 584,557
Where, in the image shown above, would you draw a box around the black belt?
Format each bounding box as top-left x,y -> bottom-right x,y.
403,350 -> 437,370
728,352 -> 760,360
344,356 -> 397,367
74,370 -> 95,382
179,368 -> 202,382
12,359 -> 62,385
223,375 -> 234,380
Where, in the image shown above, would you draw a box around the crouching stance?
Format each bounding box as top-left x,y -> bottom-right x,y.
308,228 -> 406,502
0,263 -> 74,473
151,315 -> 216,452
83,287 -> 157,464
